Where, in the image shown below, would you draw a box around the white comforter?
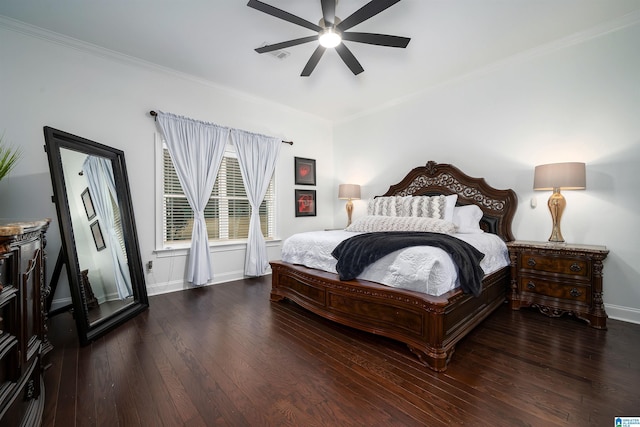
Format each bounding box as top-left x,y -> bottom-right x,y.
281,230 -> 510,297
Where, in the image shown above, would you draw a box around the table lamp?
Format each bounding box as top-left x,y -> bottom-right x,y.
338,184 -> 361,227
533,162 -> 586,243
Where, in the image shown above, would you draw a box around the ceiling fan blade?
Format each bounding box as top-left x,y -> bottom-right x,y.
337,0 -> 402,32
301,46 -> 327,77
256,36 -> 319,53
321,0 -> 336,26
335,44 -> 364,75
247,0 -> 322,32
341,32 -> 410,48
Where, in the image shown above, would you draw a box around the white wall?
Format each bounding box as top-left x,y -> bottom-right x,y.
333,21 -> 640,323
0,22 -> 334,307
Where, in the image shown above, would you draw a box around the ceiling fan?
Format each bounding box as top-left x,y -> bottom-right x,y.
247,0 -> 411,76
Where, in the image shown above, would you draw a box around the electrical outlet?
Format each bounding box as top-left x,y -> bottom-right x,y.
146,260 -> 153,271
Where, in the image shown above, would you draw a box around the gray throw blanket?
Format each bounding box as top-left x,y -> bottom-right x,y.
331,231 -> 486,297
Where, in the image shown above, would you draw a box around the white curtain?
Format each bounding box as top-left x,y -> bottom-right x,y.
156,111 -> 230,286
82,156 -> 133,299
231,129 -> 281,276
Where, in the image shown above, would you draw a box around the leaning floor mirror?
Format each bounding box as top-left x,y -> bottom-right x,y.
44,126 -> 148,344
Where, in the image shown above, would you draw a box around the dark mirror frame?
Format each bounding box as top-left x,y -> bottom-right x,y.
43,126 -> 148,344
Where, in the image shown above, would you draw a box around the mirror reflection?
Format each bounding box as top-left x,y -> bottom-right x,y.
44,126 -> 148,344
59,149 -> 134,324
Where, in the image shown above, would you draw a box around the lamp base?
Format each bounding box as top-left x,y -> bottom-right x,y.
547,189 -> 566,243
548,227 -> 565,243
345,199 -> 354,227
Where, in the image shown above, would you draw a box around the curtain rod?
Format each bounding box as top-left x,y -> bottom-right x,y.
149,111 -> 293,145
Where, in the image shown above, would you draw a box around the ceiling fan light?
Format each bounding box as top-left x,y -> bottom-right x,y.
319,29 -> 341,48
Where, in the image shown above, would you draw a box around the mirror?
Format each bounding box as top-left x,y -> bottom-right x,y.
43,126 -> 148,344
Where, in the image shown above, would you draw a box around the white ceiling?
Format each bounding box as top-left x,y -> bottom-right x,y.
2,0 -> 639,122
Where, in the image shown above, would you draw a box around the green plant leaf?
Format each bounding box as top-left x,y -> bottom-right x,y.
0,133 -> 22,181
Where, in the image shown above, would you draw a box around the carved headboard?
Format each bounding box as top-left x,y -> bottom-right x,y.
380,161 -> 517,241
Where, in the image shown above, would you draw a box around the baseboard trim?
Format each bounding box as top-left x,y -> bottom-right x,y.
605,303 -> 640,325
145,268 -> 272,297
49,297 -> 73,313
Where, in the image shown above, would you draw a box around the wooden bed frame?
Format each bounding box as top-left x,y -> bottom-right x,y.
270,161 -> 517,372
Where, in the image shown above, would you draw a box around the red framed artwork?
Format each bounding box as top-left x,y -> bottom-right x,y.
295,189 -> 316,217
294,157 -> 316,186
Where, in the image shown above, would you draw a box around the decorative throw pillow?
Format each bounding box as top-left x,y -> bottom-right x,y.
406,194 -> 458,221
406,195 -> 445,219
346,215 -> 457,234
367,194 -> 458,222
395,196 -> 413,216
366,197 -> 397,216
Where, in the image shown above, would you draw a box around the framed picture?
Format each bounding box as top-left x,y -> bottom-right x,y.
81,188 -> 96,220
295,189 -> 316,217
294,157 -> 316,186
90,220 -> 106,251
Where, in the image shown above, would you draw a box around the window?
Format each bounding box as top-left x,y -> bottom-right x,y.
110,192 -> 127,262
161,144 -> 275,247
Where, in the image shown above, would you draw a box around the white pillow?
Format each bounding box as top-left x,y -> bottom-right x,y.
346,215 -> 456,234
452,204 -> 484,234
443,194 -> 458,223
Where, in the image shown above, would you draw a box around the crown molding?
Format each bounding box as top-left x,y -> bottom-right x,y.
338,9 -> 640,124
0,15 -> 323,123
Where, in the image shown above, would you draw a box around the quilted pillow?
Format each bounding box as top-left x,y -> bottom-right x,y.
345,215 -> 456,234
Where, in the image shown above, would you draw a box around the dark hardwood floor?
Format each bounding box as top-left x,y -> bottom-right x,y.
43,276 -> 640,426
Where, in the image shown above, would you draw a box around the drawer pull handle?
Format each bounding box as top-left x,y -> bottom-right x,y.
570,263 -> 582,272
527,281 -> 536,290
527,258 -> 536,267
570,288 -> 582,297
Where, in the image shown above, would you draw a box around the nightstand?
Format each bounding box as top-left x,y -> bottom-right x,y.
506,240 -> 609,329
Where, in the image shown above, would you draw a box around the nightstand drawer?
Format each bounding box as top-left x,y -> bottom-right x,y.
519,252 -> 588,277
518,277 -> 589,303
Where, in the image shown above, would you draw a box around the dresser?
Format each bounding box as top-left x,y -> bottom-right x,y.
0,219 -> 51,426
507,240 -> 609,329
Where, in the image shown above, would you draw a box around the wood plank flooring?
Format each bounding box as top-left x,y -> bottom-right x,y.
43,276 -> 640,426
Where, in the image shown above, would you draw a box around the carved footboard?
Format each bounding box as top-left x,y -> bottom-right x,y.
270,260 -> 509,372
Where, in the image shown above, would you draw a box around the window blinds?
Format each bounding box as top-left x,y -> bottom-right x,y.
162,146 -> 274,245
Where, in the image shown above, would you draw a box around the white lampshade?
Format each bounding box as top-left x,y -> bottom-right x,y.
338,184 -> 361,200
533,162 -> 586,191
